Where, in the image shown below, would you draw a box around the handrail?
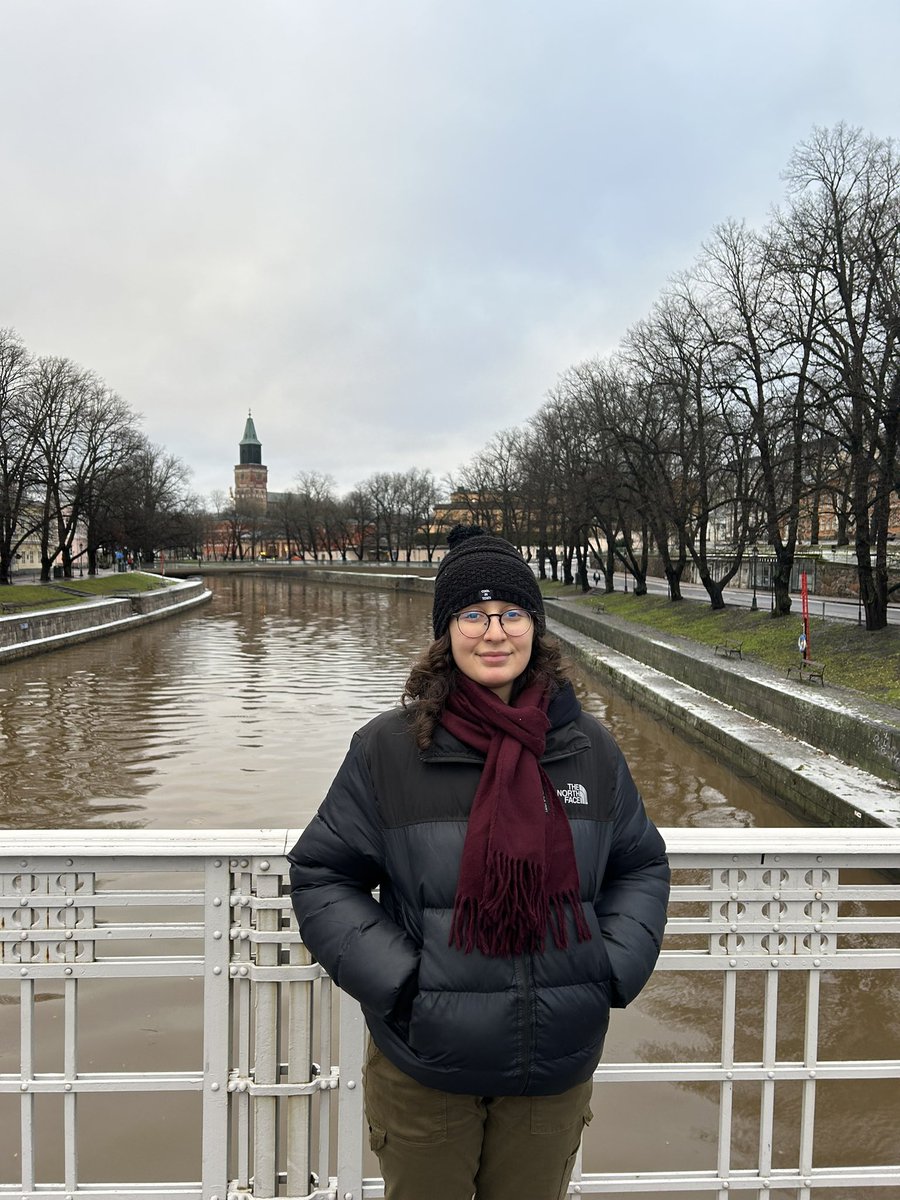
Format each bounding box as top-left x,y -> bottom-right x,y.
4,825 -> 900,855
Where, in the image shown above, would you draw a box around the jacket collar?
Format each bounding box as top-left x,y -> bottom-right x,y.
422,683 -> 589,765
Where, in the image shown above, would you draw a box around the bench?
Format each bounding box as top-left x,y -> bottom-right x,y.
715,639 -> 744,659
787,658 -> 825,685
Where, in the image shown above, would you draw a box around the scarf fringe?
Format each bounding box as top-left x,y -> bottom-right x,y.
450,851 -> 590,957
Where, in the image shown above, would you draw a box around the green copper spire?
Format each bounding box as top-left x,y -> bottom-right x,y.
239,410 -> 262,465
241,410 -> 261,446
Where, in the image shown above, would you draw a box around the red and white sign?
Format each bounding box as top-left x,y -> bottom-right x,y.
800,571 -> 810,660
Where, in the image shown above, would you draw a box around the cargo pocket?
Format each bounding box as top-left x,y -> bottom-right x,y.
531,1079 -> 594,1134
553,1105 -> 592,1200
368,1124 -> 387,1153
555,1148 -> 579,1200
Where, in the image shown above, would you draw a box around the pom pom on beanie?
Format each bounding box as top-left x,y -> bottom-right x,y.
432,525 -> 545,639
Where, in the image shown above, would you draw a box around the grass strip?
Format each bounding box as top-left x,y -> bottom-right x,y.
540,583 -> 900,706
0,572 -> 172,613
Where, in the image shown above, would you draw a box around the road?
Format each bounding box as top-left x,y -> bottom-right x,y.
600,572 -> 899,625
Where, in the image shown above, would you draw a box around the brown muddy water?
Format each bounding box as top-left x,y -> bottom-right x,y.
0,574 -> 896,1196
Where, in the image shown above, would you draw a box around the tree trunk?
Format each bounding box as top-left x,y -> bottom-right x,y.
561,539 -> 574,586
658,544 -> 685,601
852,454 -> 888,630
771,557 -> 793,618
575,542 -> 590,592
698,570 -> 726,610
664,565 -> 683,601
634,524 -> 649,595
856,541 -> 888,631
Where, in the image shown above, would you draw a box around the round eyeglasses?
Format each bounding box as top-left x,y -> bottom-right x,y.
454,608 -> 534,638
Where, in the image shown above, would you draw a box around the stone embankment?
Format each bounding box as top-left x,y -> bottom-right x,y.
284,565 -> 899,829
0,577 -> 211,664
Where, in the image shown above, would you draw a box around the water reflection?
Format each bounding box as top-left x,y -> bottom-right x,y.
0,578 -> 434,829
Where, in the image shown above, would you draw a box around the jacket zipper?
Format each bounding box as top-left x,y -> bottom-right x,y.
515,953 -> 535,1093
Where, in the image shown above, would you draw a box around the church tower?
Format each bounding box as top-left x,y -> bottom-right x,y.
234,411 -> 268,512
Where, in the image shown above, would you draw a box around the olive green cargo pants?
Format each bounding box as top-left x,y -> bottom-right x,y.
363,1041 -> 593,1200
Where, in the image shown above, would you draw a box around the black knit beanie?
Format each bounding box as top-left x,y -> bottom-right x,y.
432,525 -> 545,639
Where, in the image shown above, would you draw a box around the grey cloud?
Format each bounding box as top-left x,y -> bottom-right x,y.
2,0 -> 899,498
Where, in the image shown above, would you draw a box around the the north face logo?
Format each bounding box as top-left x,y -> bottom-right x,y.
558,783 -> 588,806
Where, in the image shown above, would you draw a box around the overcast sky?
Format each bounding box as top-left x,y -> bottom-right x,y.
2,1 -> 899,502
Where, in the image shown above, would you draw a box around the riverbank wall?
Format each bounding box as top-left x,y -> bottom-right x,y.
0,577 -> 211,664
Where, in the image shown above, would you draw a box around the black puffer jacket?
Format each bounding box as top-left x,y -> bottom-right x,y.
288,687 -> 669,1097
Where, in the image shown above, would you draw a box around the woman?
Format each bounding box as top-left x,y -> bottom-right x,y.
288,526 -> 669,1200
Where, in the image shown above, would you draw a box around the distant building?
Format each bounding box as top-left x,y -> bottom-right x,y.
201,414 -> 290,561
233,412 -> 268,513
232,411 -> 287,515
11,506 -> 87,576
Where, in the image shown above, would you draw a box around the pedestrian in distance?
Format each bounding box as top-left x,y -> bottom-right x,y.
288,524 -> 670,1200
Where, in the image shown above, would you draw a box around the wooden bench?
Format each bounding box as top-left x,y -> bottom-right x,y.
787,658 -> 825,685
715,639 -> 744,659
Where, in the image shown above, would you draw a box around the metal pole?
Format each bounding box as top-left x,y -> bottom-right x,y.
750,551 -> 758,612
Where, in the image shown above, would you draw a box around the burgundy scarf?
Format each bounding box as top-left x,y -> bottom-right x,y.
442,675 -> 591,958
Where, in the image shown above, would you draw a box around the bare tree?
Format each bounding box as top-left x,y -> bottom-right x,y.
363,472 -> 405,561
456,431 -> 532,549
204,490 -> 230,560
336,487 -> 374,561
395,467 -> 441,561
26,356 -> 91,580
63,378 -> 140,575
0,329 -> 41,585
571,360 -> 651,595
111,438 -> 192,562
217,494 -> 249,561
293,471 -> 338,560
687,219 -> 815,615
782,123 -> 900,629
519,416 -> 564,580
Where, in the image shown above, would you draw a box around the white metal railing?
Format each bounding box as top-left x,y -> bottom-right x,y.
1,828 -> 899,1199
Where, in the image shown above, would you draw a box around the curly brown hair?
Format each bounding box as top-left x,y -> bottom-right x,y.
401,631 -> 571,750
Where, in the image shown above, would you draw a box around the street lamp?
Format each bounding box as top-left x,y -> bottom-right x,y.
750,547 -> 758,612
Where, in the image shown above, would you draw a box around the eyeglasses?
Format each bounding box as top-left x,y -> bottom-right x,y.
454,608 -> 534,638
